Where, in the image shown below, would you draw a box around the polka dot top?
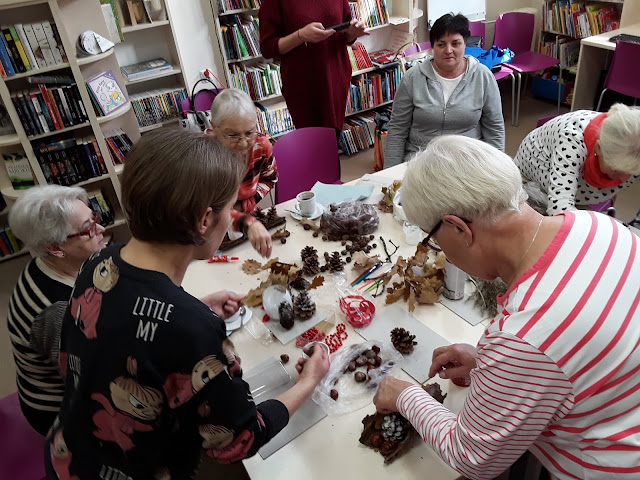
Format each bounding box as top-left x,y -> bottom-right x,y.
514,110 -> 639,215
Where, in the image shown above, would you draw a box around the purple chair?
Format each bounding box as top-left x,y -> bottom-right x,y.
402,42 -> 431,57
0,392 -> 45,479
468,21 -> 485,48
273,127 -> 341,203
495,12 -> 560,126
596,41 -> 640,111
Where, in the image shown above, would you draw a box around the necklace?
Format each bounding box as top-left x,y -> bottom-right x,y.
508,215 -> 544,285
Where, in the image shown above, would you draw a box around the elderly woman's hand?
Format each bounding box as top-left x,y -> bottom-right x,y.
373,376 -> 413,414
429,344 -> 477,380
247,221 -> 272,258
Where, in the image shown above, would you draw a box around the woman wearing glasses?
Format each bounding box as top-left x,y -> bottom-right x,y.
374,136 -> 640,480
7,185 -> 105,435
209,88 -> 277,257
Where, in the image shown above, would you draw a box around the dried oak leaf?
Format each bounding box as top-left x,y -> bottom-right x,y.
434,251 -> 446,270
377,180 -> 402,214
271,226 -> 290,239
385,284 -> 407,305
408,242 -> 429,267
416,285 -> 440,305
351,251 -> 380,271
299,218 -> 320,231
307,275 -> 325,290
262,258 -> 280,270
242,259 -> 263,275
244,279 -> 272,307
407,288 -> 417,312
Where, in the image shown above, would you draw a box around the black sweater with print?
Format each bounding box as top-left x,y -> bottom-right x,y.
44,244 -> 288,480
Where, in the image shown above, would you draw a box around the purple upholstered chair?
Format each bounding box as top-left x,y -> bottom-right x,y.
273,127 -> 341,203
596,41 -> 640,111
495,12 -> 560,126
0,392 -> 45,479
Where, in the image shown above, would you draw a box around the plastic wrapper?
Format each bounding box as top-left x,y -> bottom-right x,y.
244,311 -> 275,346
320,202 -> 379,236
312,340 -> 402,415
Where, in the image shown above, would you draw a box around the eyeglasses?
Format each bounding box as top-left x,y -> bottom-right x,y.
221,130 -> 263,144
421,217 -> 472,252
67,210 -> 101,240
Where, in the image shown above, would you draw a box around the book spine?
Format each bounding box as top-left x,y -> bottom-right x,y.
2,27 -> 24,72
46,88 -> 65,129
90,140 -> 108,175
55,87 -> 74,126
61,86 -> 80,124
0,60 -> 5,77
14,24 -> 38,70
41,21 -> 64,64
32,147 -> 55,184
93,191 -> 114,224
29,92 -> 50,133
10,95 -> 33,136
82,141 -> 99,177
0,29 -> 16,75
32,23 -> 55,66
5,228 -> 20,253
38,85 -> 61,129
18,92 -> 42,135
50,88 -> 70,127
9,26 -> 31,71
22,24 -> 44,69
35,92 -> 55,131
69,85 -> 88,121
50,23 -> 68,62
54,149 -> 77,184
0,230 -> 11,255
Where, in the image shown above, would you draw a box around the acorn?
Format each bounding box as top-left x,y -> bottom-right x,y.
330,389 -> 339,401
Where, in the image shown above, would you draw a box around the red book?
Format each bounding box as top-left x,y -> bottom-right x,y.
38,84 -> 62,130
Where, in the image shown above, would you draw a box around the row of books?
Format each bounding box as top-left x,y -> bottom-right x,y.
215,0 -> 260,14
542,1 -> 620,39
87,188 -> 116,227
538,34 -> 580,69
230,63 -> 282,101
220,15 -> 260,61
348,42 -> 374,72
0,226 -> 22,257
346,64 -> 402,115
255,102 -> 294,137
10,83 -> 89,138
0,21 -> 67,77
104,128 -> 132,165
33,138 -> 109,186
349,0 -> 390,29
130,87 -> 187,128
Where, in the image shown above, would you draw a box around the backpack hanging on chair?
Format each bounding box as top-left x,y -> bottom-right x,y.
179,77 -> 224,132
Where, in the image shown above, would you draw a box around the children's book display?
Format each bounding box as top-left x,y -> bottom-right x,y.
85,70 -> 128,116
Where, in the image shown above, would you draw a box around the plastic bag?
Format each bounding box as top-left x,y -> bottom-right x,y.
320,202 -> 379,236
312,340 -> 402,415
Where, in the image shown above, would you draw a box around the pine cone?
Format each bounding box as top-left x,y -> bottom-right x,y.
327,251 -> 344,273
289,275 -> 310,291
267,206 -> 278,222
293,291 -> 316,320
279,302 -> 294,330
253,208 -> 266,223
301,246 -> 317,260
390,327 -> 417,354
301,246 -> 320,276
381,414 -> 408,441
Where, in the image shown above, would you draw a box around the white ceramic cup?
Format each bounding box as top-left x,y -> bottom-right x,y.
296,191 -> 316,217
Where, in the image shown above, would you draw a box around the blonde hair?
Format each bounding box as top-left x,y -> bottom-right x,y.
599,103 -> 640,175
402,135 -> 527,231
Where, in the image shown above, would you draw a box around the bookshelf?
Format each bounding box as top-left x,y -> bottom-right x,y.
537,0 -> 623,106
0,0 -> 139,262
111,0 -> 189,133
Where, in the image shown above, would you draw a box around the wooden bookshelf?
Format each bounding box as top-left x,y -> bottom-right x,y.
346,99 -> 393,118
4,62 -> 71,81
0,133 -> 20,147
121,20 -> 170,34
218,7 -> 260,16
77,48 -> 115,66
0,247 -> 29,263
27,122 -> 91,141
124,67 -> 182,85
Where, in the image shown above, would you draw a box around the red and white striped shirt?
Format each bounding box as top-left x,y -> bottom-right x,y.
398,211 -> 640,480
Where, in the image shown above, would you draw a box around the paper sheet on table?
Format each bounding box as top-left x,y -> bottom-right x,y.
311,182 -> 373,206
355,174 -> 397,204
244,357 -> 327,459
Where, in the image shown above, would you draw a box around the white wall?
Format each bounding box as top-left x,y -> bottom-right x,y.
166,0 -> 226,92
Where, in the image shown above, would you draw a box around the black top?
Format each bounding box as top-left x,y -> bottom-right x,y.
45,244 -> 288,479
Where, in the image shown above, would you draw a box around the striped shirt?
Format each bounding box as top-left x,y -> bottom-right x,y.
7,258 -> 73,414
231,134 -> 278,232
398,211 -> 640,480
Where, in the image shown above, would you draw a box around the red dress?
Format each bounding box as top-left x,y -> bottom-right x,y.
259,0 -> 352,130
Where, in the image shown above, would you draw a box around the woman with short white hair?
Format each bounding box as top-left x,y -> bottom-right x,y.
374,136 -> 640,480
514,103 -> 640,215
7,185 -> 105,435
209,88 -> 278,257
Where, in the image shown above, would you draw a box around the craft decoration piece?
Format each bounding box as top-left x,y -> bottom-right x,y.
293,291 -> 316,320
359,381 -> 445,464
469,276 -> 508,317
219,207 -> 286,251
377,180 -> 402,213
289,275 -> 310,291
279,302 -> 294,330
383,243 -> 446,312
339,295 -> 375,328
390,327 -> 417,354
324,323 -> 348,353
242,259 -> 263,275
243,261 -> 300,307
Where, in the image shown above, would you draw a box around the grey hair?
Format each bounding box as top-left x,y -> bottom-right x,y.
9,185 -> 87,257
402,135 -> 527,232
210,88 -> 256,126
599,103 -> 640,175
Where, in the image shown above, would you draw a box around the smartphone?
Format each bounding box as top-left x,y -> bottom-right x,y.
326,21 -> 351,32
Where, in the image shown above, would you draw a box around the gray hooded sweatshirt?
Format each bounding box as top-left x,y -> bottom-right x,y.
384,55 -> 505,168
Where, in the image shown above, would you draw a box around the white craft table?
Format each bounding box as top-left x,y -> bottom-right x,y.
182,164 -> 486,479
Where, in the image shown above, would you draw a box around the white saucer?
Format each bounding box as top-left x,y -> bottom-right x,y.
289,203 -> 324,221
224,306 -> 252,335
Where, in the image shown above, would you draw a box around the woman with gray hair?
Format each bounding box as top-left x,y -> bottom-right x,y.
7,184 -> 105,435
208,88 -> 278,257
373,136 -> 640,480
514,103 -> 640,215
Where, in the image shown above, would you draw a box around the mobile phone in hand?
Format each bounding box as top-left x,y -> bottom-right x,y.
326,21 -> 351,32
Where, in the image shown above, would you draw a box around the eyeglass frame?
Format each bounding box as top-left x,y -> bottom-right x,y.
221,130 -> 264,144
66,210 -> 101,240
421,216 -> 472,252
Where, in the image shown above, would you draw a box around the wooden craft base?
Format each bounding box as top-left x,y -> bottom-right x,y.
219,215 -> 286,251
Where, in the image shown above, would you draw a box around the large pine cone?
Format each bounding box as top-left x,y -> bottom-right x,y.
289,275 -> 310,291
327,251 -> 344,273
390,327 -> 417,354
294,291 -> 316,320
253,208 -> 266,223
301,246 -> 317,260
279,302 -> 294,330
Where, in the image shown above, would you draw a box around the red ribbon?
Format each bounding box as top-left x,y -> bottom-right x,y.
339,295 -> 375,328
